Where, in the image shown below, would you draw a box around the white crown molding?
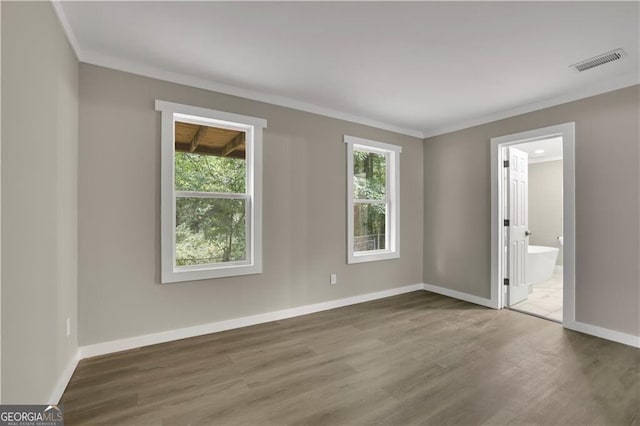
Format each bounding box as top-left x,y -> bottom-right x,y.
49,0 -> 81,60
49,0 -> 424,138
82,50 -> 425,139
422,72 -> 640,138
51,0 -> 639,142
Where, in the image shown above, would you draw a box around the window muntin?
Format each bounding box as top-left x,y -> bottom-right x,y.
345,135 -> 401,264
157,100 -> 266,283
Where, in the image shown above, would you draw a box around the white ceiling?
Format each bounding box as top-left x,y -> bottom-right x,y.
56,1 -> 639,138
515,137 -> 563,164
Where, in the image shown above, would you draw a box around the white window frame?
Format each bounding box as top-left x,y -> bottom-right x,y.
345,135 -> 401,264
156,100 -> 267,283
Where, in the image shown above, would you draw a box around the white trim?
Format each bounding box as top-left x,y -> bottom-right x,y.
349,250 -> 400,264
49,1 -> 81,60
156,100 -> 267,129
490,123 -> 576,325
422,283 -> 497,309
564,321 -> 640,349
85,51 -> 424,138
49,2 -> 638,141
156,100 -> 266,283
423,72 -> 639,138
175,191 -> 248,200
80,283 -> 423,358
345,135 -> 401,264
49,349 -> 81,404
421,282 -> 639,348
48,283 -> 638,403
75,284 -> 639,360
343,135 -> 403,153
78,51 -> 638,142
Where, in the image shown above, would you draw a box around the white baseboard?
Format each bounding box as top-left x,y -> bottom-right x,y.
564,320 -> 640,348
421,283 -> 639,348
50,348 -> 80,403
80,283 -> 423,359
51,282 -> 636,407
422,283 -> 496,309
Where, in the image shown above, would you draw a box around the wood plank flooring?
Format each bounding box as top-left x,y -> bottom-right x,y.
61,291 -> 640,425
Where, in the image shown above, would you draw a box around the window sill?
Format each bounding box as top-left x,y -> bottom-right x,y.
161,263 -> 262,283
348,250 -> 400,264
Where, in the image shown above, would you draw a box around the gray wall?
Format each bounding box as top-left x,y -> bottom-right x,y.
529,160 -> 563,266
1,2 -> 78,402
78,65 -> 424,346
2,4 -> 636,403
424,85 -> 640,336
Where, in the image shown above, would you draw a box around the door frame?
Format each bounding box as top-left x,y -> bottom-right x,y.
490,123 -> 575,326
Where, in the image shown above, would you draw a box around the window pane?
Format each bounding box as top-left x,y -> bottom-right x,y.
353,203 -> 386,252
176,197 -> 247,266
353,150 -> 386,200
175,152 -> 246,193
174,122 -> 246,194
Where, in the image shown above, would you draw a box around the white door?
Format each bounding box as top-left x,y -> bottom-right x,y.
507,147 -> 529,306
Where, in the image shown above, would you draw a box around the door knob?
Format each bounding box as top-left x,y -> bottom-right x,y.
525,230 -> 533,236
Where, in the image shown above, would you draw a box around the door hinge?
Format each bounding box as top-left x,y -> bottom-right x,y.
504,219 -> 510,226
503,160 -> 510,168
503,278 -> 510,286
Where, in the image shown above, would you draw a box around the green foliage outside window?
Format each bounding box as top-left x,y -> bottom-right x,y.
353,150 -> 386,200
175,152 -> 247,266
175,152 -> 245,193
353,150 -> 387,251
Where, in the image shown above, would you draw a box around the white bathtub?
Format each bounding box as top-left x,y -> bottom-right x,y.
526,245 -> 559,285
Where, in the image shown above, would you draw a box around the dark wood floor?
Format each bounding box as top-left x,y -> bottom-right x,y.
62,291 -> 639,425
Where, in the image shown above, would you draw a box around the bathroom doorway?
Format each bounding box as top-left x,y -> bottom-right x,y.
505,138 -> 563,321
490,123 -> 575,326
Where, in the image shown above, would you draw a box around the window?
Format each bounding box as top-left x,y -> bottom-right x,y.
156,100 -> 266,283
345,135 -> 401,264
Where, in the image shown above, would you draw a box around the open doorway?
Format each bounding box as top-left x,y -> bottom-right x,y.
504,138 -> 564,321
490,123 -> 575,326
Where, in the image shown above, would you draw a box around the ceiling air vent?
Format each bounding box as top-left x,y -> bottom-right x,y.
570,49 -> 626,72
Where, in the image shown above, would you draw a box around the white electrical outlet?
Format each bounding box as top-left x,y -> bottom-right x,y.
66,317 -> 71,338
330,274 -> 337,285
